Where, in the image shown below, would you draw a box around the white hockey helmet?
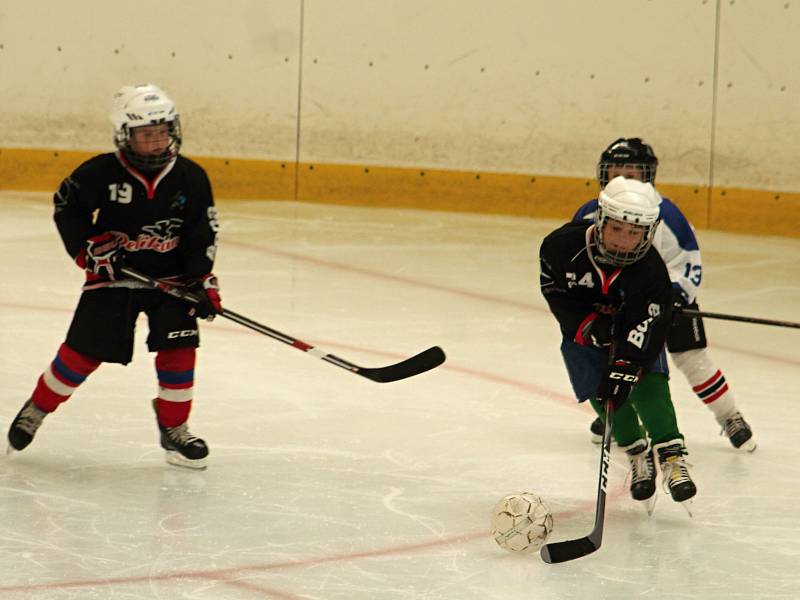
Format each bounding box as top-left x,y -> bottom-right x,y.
595,175 -> 662,266
110,83 -> 182,171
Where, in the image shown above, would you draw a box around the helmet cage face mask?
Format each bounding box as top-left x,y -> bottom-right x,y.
595,214 -> 659,266
111,84 -> 182,172
116,119 -> 182,172
594,176 -> 662,267
598,161 -> 656,189
597,137 -> 658,188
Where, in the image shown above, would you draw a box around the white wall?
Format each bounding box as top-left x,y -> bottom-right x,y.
301,1 -> 717,183
1,0 -> 799,191
715,1 -> 800,188
0,0 -> 301,158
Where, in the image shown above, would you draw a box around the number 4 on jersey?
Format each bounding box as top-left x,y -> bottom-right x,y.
567,272 -> 595,288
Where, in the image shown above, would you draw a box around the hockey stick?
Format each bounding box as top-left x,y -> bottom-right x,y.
540,398 -> 614,564
680,308 -> 800,330
119,267 -> 446,383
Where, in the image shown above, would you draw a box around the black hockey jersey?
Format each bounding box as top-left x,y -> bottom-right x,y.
53,152 -> 218,287
539,221 -> 672,367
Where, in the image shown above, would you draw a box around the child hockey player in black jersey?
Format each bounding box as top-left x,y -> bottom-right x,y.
540,176 -> 697,509
7,84 -> 221,469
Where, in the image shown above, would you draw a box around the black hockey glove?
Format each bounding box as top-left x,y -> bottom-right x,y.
81,232 -> 125,281
186,274 -> 222,320
596,360 -> 642,409
578,313 -> 613,349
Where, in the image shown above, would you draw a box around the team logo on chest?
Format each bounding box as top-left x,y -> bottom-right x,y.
115,218 -> 183,253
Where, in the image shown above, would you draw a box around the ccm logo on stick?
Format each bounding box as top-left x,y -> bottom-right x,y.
167,329 -> 198,339
600,446 -> 610,492
609,372 -> 639,382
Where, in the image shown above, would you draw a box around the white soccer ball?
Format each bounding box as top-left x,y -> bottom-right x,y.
491,492 -> 554,553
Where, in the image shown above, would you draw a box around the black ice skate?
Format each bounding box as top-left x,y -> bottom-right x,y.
153,401 -> 208,470
590,417 -> 603,444
720,411 -> 756,452
622,439 -> 657,515
590,417 -> 616,446
654,439 -> 697,510
7,399 -> 48,453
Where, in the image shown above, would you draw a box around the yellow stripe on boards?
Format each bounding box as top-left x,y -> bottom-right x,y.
194,156 -> 295,200
0,148 -> 97,192
1,147 -> 798,237
296,162 -> 595,219
709,187 -> 800,238
0,148 -> 296,201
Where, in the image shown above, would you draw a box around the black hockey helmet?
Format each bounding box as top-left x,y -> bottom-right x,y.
597,138 -> 658,189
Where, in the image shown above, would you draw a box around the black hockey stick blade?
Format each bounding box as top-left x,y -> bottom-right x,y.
353,345 -> 446,383
541,400 -> 614,564
221,308 -> 446,383
540,535 -> 599,564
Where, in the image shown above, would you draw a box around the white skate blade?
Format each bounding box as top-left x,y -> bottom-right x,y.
641,493 -> 657,517
679,499 -> 694,518
591,435 -> 616,446
738,438 -> 757,453
165,450 -> 207,471
5,443 -> 23,456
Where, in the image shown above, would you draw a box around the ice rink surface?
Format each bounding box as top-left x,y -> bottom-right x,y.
1,191 -> 799,599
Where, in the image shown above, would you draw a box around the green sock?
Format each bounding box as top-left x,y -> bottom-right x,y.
629,373 -> 683,445
589,373 -> 684,447
589,397 -> 644,447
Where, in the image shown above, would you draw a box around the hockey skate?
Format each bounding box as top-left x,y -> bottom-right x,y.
622,439 -> 657,515
153,401 -> 209,470
590,417 -> 616,446
654,439 -> 697,515
720,412 -> 756,452
7,399 -> 48,453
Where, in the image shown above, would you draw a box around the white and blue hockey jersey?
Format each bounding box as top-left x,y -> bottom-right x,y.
572,196 -> 703,303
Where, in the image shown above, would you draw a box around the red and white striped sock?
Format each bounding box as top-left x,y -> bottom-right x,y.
154,347 -> 196,427
671,348 -> 736,422
31,343 -> 101,413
